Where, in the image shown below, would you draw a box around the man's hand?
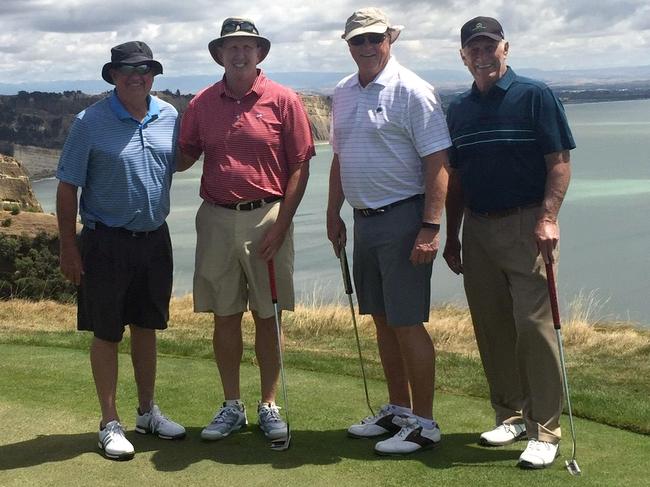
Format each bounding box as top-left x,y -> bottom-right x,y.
326,213 -> 347,258
258,221 -> 289,262
443,237 -> 463,274
535,218 -> 559,264
59,242 -> 83,285
409,227 -> 439,265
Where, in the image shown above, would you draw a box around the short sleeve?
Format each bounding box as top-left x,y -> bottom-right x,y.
281,92 -> 316,165
534,87 -> 576,155
56,114 -> 91,187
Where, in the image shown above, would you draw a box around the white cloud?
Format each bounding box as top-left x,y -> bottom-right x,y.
0,0 -> 648,84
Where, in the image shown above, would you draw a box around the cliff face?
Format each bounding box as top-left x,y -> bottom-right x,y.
0,154 -> 43,211
300,94 -> 331,142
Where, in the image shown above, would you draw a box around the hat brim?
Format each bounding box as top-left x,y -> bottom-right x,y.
208,33 -> 271,66
101,60 -> 163,85
342,25 -> 403,43
462,32 -> 503,48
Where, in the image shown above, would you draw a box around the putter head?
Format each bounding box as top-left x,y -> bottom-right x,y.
566,459 -> 582,476
270,425 -> 291,451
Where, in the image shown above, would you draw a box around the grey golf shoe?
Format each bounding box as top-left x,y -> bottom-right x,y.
258,402 -> 288,440
201,401 -> 248,440
135,404 -> 186,440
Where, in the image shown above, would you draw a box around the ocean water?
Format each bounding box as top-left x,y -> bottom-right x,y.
32,99 -> 650,326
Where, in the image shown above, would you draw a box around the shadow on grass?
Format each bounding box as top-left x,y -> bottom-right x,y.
0,427 -> 521,471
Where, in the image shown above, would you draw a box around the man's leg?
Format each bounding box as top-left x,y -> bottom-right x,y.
213,313 -> 244,400
372,314 -> 411,409
90,337 -> 120,425
392,323 -> 435,419
252,312 -> 280,403
130,325 -> 156,412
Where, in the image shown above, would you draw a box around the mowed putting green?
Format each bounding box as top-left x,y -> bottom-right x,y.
0,343 -> 648,487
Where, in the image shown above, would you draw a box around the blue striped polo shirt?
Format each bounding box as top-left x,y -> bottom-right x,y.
446,67 -> 575,213
56,91 -> 178,231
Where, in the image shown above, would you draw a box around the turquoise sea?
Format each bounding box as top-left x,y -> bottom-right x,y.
32,99 -> 650,327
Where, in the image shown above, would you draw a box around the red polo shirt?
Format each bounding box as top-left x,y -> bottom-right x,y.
179,71 -> 316,204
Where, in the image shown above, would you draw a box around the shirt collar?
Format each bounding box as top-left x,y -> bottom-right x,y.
471,66 -> 516,98
219,69 -> 267,99
109,91 -> 159,124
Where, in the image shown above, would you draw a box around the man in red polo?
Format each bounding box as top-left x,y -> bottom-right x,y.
178,17 -> 314,443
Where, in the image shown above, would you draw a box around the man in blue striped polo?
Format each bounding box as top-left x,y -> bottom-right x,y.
56,41 -> 185,460
327,7 -> 451,455
444,17 -> 575,469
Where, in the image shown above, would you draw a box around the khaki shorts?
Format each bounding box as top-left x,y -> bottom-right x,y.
193,200 -> 294,318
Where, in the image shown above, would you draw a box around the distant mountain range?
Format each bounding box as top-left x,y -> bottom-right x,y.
3,65 -> 650,96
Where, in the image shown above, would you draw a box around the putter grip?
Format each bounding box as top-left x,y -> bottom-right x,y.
340,246 -> 353,295
545,263 -> 561,330
267,260 -> 278,303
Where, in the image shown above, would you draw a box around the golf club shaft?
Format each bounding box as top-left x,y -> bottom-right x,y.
267,260 -> 290,429
339,246 -> 375,417
545,263 -> 579,465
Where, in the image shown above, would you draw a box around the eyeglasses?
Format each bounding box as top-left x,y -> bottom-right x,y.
348,33 -> 386,46
221,20 -> 259,36
115,64 -> 152,76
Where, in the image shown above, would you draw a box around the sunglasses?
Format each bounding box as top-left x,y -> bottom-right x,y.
115,64 -> 152,76
348,32 -> 386,46
221,20 -> 259,36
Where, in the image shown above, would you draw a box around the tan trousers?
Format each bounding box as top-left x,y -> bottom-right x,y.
462,206 -> 563,443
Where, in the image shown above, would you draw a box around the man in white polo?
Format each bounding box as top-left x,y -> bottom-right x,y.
327,7 -> 451,455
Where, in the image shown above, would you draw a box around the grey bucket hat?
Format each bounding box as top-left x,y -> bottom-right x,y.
341,8 -> 403,43
208,17 -> 271,66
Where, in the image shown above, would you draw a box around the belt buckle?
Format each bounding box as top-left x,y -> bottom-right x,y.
234,201 -> 250,211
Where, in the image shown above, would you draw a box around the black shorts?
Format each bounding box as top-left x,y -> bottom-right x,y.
77,222 -> 173,342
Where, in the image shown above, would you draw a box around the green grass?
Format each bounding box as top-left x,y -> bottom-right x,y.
1,343 -> 649,486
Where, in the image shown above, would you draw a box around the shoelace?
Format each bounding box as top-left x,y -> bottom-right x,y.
103,422 -> 127,445
149,408 -> 169,429
393,417 -> 419,439
260,405 -> 282,423
361,405 -> 392,424
527,439 -> 552,452
501,423 -> 523,435
212,406 -> 240,425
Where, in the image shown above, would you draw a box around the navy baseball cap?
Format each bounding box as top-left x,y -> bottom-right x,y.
460,17 -> 504,48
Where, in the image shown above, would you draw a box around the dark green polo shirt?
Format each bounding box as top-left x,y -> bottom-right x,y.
446,67 -> 576,213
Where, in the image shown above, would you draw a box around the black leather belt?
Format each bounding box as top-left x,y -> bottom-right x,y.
216,195 -> 282,211
470,202 -> 541,218
94,221 -> 162,238
355,194 -> 423,217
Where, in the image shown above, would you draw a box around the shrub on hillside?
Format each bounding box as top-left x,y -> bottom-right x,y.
0,232 -> 75,302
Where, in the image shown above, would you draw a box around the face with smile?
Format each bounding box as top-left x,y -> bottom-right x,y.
460,37 -> 509,93
348,31 -> 391,86
110,64 -> 154,100
218,37 -> 261,78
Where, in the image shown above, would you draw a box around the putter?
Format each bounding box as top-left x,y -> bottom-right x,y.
338,245 -> 375,417
267,259 -> 291,451
546,263 -> 582,476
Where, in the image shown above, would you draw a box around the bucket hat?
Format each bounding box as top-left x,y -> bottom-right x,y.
208,17 -> 271,66
101,41 -> 163,84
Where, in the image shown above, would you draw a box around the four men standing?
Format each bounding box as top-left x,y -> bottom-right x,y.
56,11 -> 574,469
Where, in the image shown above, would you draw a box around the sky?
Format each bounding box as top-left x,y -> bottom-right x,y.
1,0 -> 649,85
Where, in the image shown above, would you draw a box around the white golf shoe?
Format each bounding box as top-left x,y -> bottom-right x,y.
347,404 -> 403,438
98,420 -> 135,460
135,404 -> 186,440
518,439 -> 560,469
479,422 -> 527,446
374,416 -> 441,455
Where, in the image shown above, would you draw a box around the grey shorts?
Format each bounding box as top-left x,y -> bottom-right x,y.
352,197 -> 432,326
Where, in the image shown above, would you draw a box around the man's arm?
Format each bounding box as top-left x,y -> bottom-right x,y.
536,150 -> 571,263
176,148 -> 198,172
56,181 -> 83,285
326,153 -> 347,258
442,167 -> 465,275
258,161 -> 310,261
409,149 -> 449,265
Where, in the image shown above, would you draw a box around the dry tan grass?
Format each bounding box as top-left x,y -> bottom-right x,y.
0,297 -> 647,356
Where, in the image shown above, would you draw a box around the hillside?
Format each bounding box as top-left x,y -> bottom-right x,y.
0,90 -> 331,179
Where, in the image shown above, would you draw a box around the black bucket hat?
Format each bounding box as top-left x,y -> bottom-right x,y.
101,41 -> 163,84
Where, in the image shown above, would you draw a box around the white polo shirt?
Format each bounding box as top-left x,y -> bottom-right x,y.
331,57 -> 451,209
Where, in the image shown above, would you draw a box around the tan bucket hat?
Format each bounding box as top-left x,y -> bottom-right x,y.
341,7 -> 403,43
208,17 -> 271,66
